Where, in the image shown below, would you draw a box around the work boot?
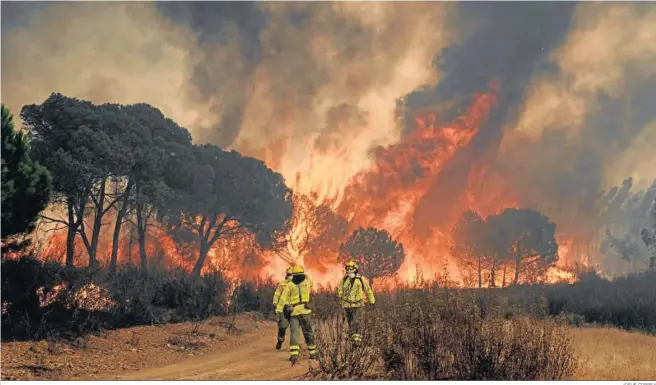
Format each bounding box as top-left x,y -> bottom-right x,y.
289,355 -> 299,365
276,340 -> 283,350
309,352 -> 318,360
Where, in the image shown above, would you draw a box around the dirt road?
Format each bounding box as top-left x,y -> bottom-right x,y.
1,314 -> 317,381
5,313 -> 655,381
114,323 -> 314,380
115,324 -> 656,381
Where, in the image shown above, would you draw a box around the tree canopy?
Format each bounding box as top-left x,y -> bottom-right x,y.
272,193 -> 349,265
20,92 -> 296,276
640,197 -> 655,270
339,226 -> 405,284
493,208 -> 558,285
21,93 -> 197,269
597,179 -> 656,274
1,104 -> 51,244
159,144 -> 293,277
451,208 -> 558,287
22,94 -> 141,266
452,211 -> 488,288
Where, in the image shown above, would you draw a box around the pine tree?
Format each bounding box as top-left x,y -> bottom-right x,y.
1,104 -> 51,242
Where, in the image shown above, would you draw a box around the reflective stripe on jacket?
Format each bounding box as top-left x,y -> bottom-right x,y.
276,276 -> 314,316
337,275 -> 375,308
273,280 -> 290,306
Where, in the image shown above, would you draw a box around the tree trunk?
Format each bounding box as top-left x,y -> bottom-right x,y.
87,176 -> 107,268
109,213 -> 123,273
490,261 -> 496,288
513,241 -> 521,285
477,255 -> 482,289
136,208 -> 148,271
66,197 -> 76,267
109,177 -> 133,273
191,237 -> 211,278
502,264 -> 507,288
127,225 -> 134,266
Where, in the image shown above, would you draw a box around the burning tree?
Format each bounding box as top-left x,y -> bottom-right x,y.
159,144 -> 293,277
22,94 -> 122,267
452,211 -> 489,288
452,208 -> 558,287
22,94 -> 198,271
339,227 -> 405,285
118,103 -> 194,272
1,104 -> 51,252
272,193 -> 349,266
491,208 -> 558,285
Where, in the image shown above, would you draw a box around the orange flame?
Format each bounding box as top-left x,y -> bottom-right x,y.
257,81 -> 509,286
31,79 -> 582,288
37,282 -> 116,311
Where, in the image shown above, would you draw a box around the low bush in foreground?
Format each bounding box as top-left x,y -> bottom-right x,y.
498,270 -> 656,332
3,254 -> 654,347
1,257 -> 275,341
313,286 -> 578,380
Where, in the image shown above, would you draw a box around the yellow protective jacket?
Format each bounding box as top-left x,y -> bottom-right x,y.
337,274 -> 375,308
276,276 -> 314,316
273,279 -> 291,307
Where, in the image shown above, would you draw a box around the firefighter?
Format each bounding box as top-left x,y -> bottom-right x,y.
273,267 -> 293,350
337,260 -> 375,345
276,265 -> 317,364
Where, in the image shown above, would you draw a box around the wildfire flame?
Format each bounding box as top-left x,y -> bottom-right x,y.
29,79 -> 584,288
37,282 -> 116,312
259,81 -> 507,284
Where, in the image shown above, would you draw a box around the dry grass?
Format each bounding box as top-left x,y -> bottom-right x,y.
313,287 -> 578,380
573,327 -> 656,380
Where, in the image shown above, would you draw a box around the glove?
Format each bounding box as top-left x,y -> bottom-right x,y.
304,302 -> 312,311
283,305 -> 293,318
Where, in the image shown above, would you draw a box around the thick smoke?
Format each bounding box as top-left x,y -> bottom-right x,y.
2,2 -> 456,184
2,2 -> 655,275
407,3 -> 578,235
0,2 -> 222,136
230,2 -> 457,203
155,2 -> 267,146
495,3 -> 656,243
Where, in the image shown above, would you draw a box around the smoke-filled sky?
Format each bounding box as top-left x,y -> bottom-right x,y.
2,1 -> 655,250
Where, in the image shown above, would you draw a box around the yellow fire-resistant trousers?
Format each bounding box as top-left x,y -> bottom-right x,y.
344,307 -> 363,343
277,312 -> 290,342
289,314 -> 317,359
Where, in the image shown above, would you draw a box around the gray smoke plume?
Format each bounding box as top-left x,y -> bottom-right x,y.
409,2 -> 578,234
154,2 -> 267,146
494,3 -> 656,244
3,2 -> 654,275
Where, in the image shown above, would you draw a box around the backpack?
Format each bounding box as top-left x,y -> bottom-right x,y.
342,275 -> 366,292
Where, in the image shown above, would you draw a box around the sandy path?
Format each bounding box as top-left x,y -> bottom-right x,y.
115,324 -> 315,380
64,320 -> 656,381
